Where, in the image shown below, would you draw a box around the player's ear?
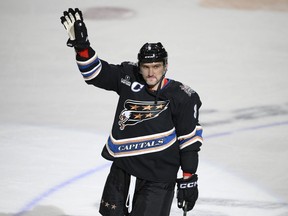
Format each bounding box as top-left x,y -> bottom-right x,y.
138,64 -> 143,74
164,63 -> 168,72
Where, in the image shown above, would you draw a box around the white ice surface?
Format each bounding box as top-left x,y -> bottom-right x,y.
1,0 -> 288,215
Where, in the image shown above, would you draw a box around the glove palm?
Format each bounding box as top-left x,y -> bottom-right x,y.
60,8 -> 90,50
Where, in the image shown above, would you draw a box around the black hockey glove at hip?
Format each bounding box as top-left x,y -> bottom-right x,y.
60,8 -> 90,50
176,174 -> 198,212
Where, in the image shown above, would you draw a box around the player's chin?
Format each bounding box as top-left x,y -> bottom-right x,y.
145,78 -> 157,86
146,81 -> 157,87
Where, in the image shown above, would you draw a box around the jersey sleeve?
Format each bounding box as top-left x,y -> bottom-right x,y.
74,47 -> 123,94
173,87 -> 203,174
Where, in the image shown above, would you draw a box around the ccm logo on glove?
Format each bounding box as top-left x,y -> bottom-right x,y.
179,181 -> 197,189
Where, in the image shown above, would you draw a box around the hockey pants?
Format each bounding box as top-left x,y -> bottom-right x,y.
99,163 -> 175,216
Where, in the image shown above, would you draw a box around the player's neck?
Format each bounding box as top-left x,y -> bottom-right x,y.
148,78 -> 168,91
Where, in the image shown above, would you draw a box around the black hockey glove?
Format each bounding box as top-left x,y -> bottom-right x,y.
176,174 -> 198,212
60,8 -> 90,50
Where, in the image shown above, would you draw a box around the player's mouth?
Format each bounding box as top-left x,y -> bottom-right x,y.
146,76 -> 158,84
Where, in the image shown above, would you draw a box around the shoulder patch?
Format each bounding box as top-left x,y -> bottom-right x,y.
179,84 -> 195,97
122,61 -> 137,67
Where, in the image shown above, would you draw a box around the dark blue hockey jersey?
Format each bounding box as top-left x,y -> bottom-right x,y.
76,49 -> 203,182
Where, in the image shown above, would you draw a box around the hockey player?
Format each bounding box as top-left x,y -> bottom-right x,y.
61,8 -> 203,216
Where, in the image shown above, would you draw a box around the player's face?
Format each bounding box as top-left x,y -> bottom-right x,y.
139,62 -> 167,90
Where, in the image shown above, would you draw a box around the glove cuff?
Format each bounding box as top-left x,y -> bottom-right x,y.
183,172 -> 193,178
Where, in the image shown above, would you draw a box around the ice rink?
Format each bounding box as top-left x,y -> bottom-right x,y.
1,0 -> 288,215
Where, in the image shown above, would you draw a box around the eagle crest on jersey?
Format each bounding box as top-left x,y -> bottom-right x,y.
119,99 -> 170,130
